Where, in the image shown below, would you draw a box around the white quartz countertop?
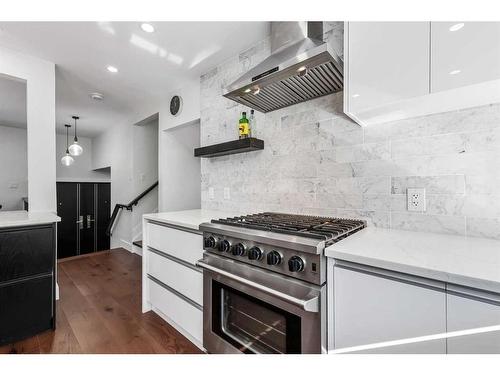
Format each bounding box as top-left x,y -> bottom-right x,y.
326,227 -> 500,294
143,209 -> 242,231
0,211 -> 61,228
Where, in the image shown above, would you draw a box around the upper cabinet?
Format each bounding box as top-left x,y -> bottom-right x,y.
431,22 -> 500,92
346,22 -> 430,114
344,21 -> 500,126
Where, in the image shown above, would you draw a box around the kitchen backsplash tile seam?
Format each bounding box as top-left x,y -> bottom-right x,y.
199,22 -> 500,240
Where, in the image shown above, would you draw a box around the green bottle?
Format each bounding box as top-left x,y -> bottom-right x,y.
239,112 -> 249,139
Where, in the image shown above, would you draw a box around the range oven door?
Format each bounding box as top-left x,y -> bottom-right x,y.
197,254 -> 324,354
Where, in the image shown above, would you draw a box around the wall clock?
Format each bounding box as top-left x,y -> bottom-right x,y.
170,95 -> 183,116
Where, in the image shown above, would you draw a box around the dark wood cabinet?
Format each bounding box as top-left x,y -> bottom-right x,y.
0,226 -> 54,282
0,224 -> 56,346
57,182 -> 111,259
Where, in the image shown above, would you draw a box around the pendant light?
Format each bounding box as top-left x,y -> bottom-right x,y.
61,124 -> 75,166
68,115 -> 83,156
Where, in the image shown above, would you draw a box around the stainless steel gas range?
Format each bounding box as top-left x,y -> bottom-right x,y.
197,212 -> 366,354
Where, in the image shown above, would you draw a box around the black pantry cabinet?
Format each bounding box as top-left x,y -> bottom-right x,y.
0,224 -> 56,345
57,182 -> 111,259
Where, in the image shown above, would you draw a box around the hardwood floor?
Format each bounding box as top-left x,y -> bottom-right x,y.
0,248 -> 203,354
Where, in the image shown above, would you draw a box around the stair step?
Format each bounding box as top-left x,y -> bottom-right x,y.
132,240 -> 143,248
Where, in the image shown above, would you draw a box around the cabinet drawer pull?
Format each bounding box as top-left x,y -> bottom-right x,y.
147,274 -> 202,311
334,259 -> 445,291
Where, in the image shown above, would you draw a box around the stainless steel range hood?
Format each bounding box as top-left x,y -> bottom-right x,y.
224,22 -> 343,113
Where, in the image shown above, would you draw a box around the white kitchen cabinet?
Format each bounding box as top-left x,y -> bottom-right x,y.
431,22 -> 500,93
142,219 -> 205,350
345,22 -> 430,115
344,21 -> 500,126
332,261 -> 447,353
446,284 -> 500,354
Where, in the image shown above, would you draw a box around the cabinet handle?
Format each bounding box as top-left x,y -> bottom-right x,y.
87,215 -> 94,229
76,215 -> 83,229
334,259 -> 445,291
447,284 -> 500,305
197,259 -> 320,312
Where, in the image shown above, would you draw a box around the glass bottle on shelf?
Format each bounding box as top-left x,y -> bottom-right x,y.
239,111 -> 249,139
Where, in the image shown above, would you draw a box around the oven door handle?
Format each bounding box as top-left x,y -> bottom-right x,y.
197,260 -> 319,313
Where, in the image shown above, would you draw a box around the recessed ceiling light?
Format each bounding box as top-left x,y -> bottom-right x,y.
107,65 -> 118,73
90,92 -> 104,101
352,94 -> 360,98
244,88 -> 251,93
141,23 -> 155,33
449,69 -> 461,75
449,23 -> 465,32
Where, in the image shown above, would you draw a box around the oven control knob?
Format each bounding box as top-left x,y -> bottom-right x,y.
288,256 -> 305,272
231,243 -> 246,256
247,246 -> 263,261
219,239 -> 231,252
204,236 -> 217,249
266,251 -> 282,266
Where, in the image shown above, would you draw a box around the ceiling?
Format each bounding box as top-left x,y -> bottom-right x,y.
0,74 -> 26,128
0,22 -> 270,137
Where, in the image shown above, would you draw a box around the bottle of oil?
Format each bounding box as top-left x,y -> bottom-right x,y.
239,111 -> 250,139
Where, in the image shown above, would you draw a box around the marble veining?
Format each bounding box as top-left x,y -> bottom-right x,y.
199,22 -> 500,240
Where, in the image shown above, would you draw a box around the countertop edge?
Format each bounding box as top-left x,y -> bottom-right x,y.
142,209 -> 240,232
0,212 -> 61,229
143,216 -> 202,232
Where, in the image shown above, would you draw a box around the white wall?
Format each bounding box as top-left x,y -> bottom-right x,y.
56,134 -> 110,182
91,120 -> 134,249
131,119 -> 159,250
157,80 -> 201,211
160,120 -> 201,212
92,79 -> 201,250
0,46 -> 56,212
0,126 -> 28,211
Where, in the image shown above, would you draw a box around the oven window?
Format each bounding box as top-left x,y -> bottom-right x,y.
212,280 -> 301,354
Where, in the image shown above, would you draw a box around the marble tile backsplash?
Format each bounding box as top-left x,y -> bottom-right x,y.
199,22 -> 500,240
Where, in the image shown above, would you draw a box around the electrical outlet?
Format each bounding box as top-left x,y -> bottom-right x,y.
407,188 -> 426,212
208,187 -> 215,200
223,187 -> 230,200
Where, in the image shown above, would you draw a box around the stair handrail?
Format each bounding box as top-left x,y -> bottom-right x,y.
106,181 -> 158,236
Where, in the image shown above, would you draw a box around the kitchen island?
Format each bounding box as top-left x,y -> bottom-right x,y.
325,227 -> 500,354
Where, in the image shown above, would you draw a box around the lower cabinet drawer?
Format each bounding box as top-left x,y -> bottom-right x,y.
0,275 -> 53,345
147,222 -> 203,265
0,226 -> 54,282
147,249 -> 203,306
149,278 -> 203,345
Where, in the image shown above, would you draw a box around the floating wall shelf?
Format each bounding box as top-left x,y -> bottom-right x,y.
194,137 -> 264,158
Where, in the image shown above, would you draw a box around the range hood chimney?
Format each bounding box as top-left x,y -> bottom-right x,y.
224,22 -> 343,113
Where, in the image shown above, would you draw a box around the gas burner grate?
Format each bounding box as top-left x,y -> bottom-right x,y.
211,212 -> 366,244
